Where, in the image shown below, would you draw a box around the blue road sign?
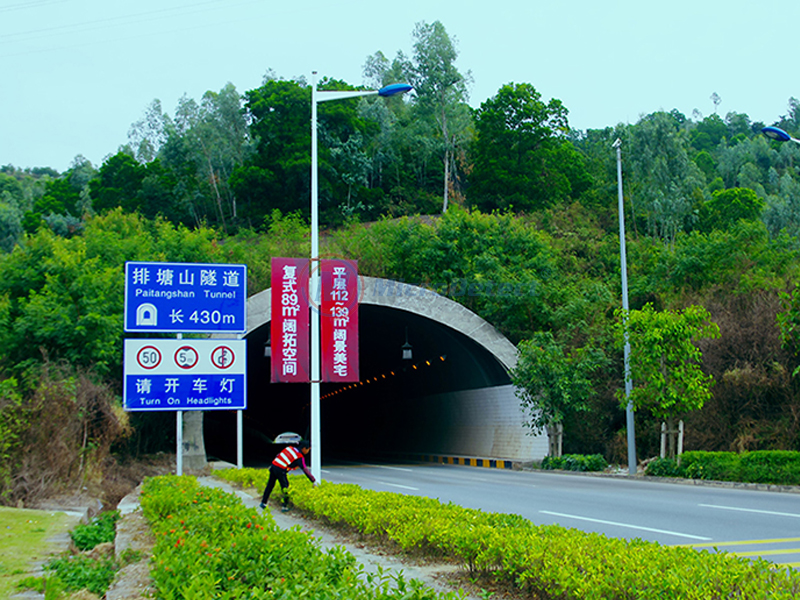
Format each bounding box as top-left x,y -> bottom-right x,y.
123,339 -> 247,411
124,262 -> 247,333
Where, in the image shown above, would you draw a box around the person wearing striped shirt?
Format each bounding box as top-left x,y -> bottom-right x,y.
259,439 -> 316,511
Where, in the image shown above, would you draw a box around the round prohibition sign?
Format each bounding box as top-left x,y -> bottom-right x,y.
211,345 -> 236,369
174,346 -> 199,369
136,345 -> 162,370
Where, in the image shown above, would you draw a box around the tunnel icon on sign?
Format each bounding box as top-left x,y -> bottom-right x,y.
136,303 -> 158,326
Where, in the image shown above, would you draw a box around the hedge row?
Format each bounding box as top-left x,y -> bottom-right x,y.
217,468 -> 800,600
645,450 -> 800,485
541,453 -> 608,472
139,475 -> 459,600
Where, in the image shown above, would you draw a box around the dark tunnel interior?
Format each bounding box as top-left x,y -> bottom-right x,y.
204,304 -> 511,466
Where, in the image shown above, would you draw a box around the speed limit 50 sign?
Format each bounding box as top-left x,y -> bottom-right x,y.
124,339 -> 246,411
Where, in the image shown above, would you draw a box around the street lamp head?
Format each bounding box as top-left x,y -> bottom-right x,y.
378,83 -> 413,97
762,126 -> 792,142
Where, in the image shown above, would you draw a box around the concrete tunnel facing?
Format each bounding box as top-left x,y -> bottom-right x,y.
202,277 -> 548,467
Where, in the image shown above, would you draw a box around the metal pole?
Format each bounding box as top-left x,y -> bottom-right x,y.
310,72 -> 322,483
614,138 -> 637,476
176,332 -> 183,476
237,410 -> 243,469
237,332 -> 243,469
176,411 -> 183,476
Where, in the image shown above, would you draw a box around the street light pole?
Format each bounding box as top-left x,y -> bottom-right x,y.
309,72 -> 412,482
613,138 -> 637,476
310,71 -> 322,484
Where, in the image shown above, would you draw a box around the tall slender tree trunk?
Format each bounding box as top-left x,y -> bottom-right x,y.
442,148 -> 450,213
441,99 -> 449,213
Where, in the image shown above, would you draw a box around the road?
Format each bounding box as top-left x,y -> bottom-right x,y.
320,461 -> 800,569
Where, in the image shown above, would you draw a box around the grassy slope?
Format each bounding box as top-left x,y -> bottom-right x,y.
0,507 -> 78,597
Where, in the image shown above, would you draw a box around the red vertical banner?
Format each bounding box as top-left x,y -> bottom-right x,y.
271,258 -> 310,383
321,259 -> 359,382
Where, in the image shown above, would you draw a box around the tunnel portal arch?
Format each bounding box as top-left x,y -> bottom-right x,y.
221,276 -> 548,464
247,277 -> 518,370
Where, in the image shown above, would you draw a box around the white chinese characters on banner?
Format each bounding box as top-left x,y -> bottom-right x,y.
321,260 -> 359,382
271,258 -> 309,383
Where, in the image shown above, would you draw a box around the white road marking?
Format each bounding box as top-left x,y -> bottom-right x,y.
378,481 -> 419,491
376,465 -> 414,472
699,504 -> 800,519
540,510 -> 712,541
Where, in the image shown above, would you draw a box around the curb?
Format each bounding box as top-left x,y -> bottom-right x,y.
375,452 -> 524,470
525,466 -> 800,494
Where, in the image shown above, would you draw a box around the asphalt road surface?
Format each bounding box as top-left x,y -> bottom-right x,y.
320,461 -> 800,569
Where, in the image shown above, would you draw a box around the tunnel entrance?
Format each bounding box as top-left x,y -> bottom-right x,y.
204,277 -> 546,465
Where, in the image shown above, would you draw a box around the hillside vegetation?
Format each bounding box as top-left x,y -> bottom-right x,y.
2,20 -> 800,505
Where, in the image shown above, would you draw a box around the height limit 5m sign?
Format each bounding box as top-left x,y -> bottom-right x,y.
124,339 -> 246,411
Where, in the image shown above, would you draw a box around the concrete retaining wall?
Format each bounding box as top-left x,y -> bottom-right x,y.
392,384 -> 547,462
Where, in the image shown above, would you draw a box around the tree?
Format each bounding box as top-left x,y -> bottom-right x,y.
511,332 -> 605,456
169,84 -> 253,229
128,99 -> 173,163
123,85 -> 254,230
0,202 -> 22,252
625,112 -> 705,246
616,304 -> 720,458
0,209 -> 225,379
88,152 -> 148,214
470,82 -> 589,212
699,187 -> 765,232
711,92 -> 721,114
23,156 -> 95,236
405,21 -> 472,212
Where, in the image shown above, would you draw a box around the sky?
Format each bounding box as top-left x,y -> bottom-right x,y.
2,0 -> 799,173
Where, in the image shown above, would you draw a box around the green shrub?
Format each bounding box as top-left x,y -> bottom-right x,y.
44,554 -> 117,597
70,510 -> 120,551
645,457 -> 681,477
740,451 -> 800,485
656,451 -> 800,485
541,453 -> 608,472
139,475 -> 458,600
263,471 -> 800,599
217,468 -> 800,599
681,451 -> 741,481
540,455 -> 563,470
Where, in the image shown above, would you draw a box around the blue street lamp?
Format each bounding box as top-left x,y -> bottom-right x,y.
310,72 -> 412,482
762,125 -> 800,145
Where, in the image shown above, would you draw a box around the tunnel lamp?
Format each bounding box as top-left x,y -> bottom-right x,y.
402,327 -> 413,360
